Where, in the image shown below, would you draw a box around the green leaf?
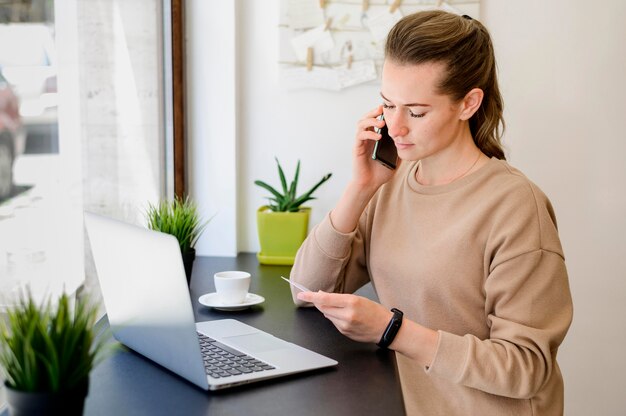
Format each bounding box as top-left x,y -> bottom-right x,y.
290,173 -> 332,210
286,197 -> 315,212
144,196 -> 210,255
254,157 -> 332,212
254,180 -> 283,201
0,290 -> 116,392
289,160 -> 300,200
275,157 -> 289,195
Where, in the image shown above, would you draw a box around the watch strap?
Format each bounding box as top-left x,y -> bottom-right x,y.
377,308 -> 403,349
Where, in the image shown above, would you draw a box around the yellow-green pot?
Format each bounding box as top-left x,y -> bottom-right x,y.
256,206 -> 310,265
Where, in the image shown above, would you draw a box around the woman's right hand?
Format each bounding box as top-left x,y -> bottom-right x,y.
329,106 -> 400,233
351,105 -> 399,192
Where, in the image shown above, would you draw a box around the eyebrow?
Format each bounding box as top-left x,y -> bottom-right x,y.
380,92 -> 431,107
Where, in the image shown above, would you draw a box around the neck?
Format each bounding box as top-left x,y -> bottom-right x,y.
416,141 -> 486,186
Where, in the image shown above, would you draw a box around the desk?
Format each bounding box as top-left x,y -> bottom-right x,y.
6,254 -> 406,416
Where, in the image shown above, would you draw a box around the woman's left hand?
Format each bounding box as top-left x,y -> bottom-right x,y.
297,291 -> 393,343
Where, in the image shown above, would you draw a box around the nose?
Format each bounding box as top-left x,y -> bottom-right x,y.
385,111 -> 409,138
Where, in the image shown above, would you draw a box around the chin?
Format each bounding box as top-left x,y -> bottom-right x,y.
397,149 -> 422,162
399,145 -> 438,162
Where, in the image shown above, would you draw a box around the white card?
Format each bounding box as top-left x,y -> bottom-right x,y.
291,25 -> 335,62
280,276 -> 312,292
286,0 -> 325,30
336,60 -> 378,89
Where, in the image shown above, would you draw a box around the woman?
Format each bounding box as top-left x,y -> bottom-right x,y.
291,10 -> 573,416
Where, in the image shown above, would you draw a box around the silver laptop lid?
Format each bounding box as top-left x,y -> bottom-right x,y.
84,212 -> 209,390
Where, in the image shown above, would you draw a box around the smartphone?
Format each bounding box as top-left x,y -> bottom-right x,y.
371,114 -> 398,170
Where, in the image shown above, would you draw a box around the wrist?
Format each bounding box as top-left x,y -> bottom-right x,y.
346,180 -> 380,198
390,320 -> 439,367
330,183 -> 377,233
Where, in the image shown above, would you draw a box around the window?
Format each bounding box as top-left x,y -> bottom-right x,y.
0,0 -> 173,310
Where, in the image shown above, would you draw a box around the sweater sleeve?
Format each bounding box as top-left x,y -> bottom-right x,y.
290,211 -> 371,306
425,181 -> 574,399
426,249 -> 573,398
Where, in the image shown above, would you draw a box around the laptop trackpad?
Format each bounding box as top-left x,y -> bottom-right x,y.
222,333 -> 288,353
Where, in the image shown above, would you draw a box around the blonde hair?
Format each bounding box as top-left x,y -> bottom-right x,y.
385,11 -> 506,160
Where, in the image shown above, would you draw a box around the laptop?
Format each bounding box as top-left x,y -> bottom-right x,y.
84,212 -> 337,390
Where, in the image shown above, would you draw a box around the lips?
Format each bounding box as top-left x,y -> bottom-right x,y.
395,142 -> 414,150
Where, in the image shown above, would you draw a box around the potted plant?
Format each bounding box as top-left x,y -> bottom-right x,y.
145,195 -> 207,284
0,291 -> 110,416
254,158 -> 331,265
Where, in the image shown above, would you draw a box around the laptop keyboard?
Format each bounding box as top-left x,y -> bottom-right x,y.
197,332 -> 276,379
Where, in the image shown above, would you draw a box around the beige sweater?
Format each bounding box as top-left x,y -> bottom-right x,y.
290,157 -> 573,416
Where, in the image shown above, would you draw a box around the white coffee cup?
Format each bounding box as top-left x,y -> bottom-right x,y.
214,271 -> 251,304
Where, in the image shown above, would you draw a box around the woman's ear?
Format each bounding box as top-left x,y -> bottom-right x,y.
459,88 -> 484,120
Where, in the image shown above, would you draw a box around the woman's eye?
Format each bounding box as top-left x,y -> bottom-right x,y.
409,111 -> 426,118
382,103 -> 394,109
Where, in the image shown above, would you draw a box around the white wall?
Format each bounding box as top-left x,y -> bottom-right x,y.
187,0 -> 238,256
189,1 -> 626,414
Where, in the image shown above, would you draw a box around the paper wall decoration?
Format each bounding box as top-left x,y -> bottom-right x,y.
279,0 -> 480,91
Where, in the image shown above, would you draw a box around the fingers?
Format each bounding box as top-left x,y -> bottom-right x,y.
297,290 -> 333,306
358,129 -> 383,144
357,106 -> 385,134
297,292 -> 362,325
297,291 -> 352,307
298,292 -> 389,343
356,123 -> 385,153
296,291 -> 316,304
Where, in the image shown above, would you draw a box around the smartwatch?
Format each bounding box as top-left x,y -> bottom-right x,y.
377,308 -> 403,349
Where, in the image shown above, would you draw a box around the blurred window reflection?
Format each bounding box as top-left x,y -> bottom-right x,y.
0,1 -> 166,310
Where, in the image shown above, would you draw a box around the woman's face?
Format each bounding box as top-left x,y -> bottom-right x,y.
380,60 -> 467,162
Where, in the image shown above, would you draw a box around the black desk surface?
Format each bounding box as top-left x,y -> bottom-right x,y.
80,254 -> 405,415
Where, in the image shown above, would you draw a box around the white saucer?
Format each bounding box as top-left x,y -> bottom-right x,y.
198,292 -> 265,311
